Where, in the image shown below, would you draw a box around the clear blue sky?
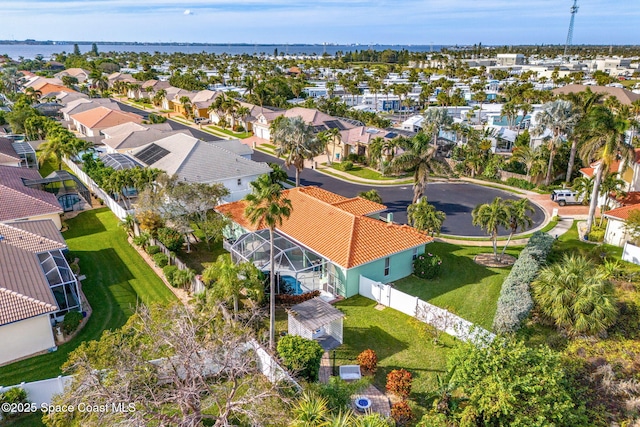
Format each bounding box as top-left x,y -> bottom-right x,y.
0,0 -> 637,45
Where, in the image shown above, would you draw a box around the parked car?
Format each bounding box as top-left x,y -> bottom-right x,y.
194,117 -> 210,124
551,189 -> 583,206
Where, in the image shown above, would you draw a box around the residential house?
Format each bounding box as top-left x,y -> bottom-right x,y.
107,72 -> 138,87
0,220 -> 82,365
100,122 -> 192,153
0,165 -> 63,229
54,68 -> 91,84
171,89 -> 219,117
70,106 -> 143,137
217,186 -> 432,298
552,84 -> 640,106
251,107 -> 356,142
160,87 -> 191,111
61,98 -> 121,122
0,138 -> 37,168
30,82 -> 78,97
128,133 -> 271,201
209,102 -> 274,133
137,79 -> 172,100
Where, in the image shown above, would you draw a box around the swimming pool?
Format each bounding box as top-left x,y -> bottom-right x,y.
280,275 -> 303,295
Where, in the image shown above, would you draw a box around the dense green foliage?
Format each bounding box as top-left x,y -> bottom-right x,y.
493,231 -> 554,333
277,335 -> 324,382
156,227 -> 184,252
62,311 -> 83,335
413,252 -> 442,279
152,252 -> 169,268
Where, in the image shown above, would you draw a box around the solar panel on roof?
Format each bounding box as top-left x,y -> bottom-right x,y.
324,120 -> 346,131
384,132 -> 397,139
313,125 -> 327,133
134,143 -> 170,165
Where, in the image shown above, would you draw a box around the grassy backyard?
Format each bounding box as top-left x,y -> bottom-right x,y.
327,163 -> 410,181
0,208 -> 176,385
394,242 -> 518,330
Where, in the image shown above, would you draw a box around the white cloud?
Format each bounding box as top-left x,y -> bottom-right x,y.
183,9 -> 193,15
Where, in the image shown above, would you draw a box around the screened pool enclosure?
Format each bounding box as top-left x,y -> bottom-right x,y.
37,249 -> 81,320
227,230 -> 342,296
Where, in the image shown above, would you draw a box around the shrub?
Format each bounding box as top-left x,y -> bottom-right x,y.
146,245 -> 161,255
492,231 -> 555,333
413,252 -> 442,279
163,265 -> 179,286
506,177 -> 535,190
62,310 -> 83,335
277,335 -> 324,382
356,349 -> 378,375
275,290 -> 320,305
310,377 -> 369,413
391,401 -> 414,426
157,227 -> 184,252
340,161 -> 354,171
346,153 -> 366,164
153,253 -> 169,268
0,387 -> 29,419
386,369 -> 412,399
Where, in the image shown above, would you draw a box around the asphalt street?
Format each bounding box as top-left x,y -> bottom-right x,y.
115,101 -> 545,236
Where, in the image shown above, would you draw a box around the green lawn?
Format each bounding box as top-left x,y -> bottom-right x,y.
177,239 -> 228,273
0,208 -> 177,385
328,163 -> 409,181
203,124 -> 251,139
394,242 -> 519,330
333,296 -> 455,418
549,221 -> 623,262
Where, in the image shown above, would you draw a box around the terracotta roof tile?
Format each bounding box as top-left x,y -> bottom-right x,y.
605,204 -> 640,221
218,186 -> 431,268
0,221 -> 67,253
0,165 -> 62,222
71,106 -> 143,130
615,191 -> 640,206
0,288 -> 57,326
331,198 -> 386,216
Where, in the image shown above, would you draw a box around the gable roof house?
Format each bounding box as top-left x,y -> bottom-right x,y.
0,165 -> 63,229
136,79 -> 172,100
217,186 -> 432,298
0,220 -> 82,365
0,138 -> 37,168
70,106 -> 143,137
129,133 -> 271,201
100,122 -> 192,153
60,98 -> 121,122
161,87 -> 191,111
54,68 -> 91,83
552,84 -> 640,106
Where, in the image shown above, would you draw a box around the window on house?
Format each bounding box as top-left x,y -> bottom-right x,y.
412,248 -> 418,260
237,178 -> 242,186
384,257 -> 390,276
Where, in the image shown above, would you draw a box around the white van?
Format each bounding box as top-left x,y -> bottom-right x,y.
551,189 -> 582,206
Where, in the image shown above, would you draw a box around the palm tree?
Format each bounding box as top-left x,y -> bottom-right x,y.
500,198 -> 534,259
532,254 -> 617,337
290,393 -> 329,427
202,254 -> 263,319
272,116 -> 324,187
390,133 -> 438,203
510,145 -> 545,179
471,197 -> 510,261
407,197 -> 447,236
367,136 -> 385,170
357,189 -> 383,204
179,96 -> 192,119
532,100 -> 580,185
572,176 -> 594,205
422,108 -> 453,147
579,105 -> 633,234
244,174 -> 292,350
38,128 -> 78,170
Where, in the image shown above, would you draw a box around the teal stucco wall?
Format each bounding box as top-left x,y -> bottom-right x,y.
342,244 -> 426,297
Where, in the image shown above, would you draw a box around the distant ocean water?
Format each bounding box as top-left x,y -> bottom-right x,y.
0,43 -> 443,60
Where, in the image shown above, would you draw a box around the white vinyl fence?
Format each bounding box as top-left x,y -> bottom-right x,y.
63,157 -> 133,220
623,242 -> 640,266
359,275 -> 495,344
150,238 -> 206,294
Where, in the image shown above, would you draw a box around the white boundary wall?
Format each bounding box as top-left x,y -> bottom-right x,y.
359,275 -> 495,345
623,242 -> 640,266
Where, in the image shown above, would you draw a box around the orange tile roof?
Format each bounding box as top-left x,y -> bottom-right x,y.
71,106 -> 143,129
35,82 -> 77,95
579,160 -> 621,178
331,198 -> 386,216
604,203 -> 640,221
615,191 -> 640,206
217,186 -> 432,268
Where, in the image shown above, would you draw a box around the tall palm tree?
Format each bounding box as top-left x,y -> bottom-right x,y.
38,128 -> 78,170
390,133 -> 438,203
202,254 -> 263,319
471,197 -> 510,261
179,96 -> 192,119
510,145 -> 545,179
533,100 -> 581,185
579,105 -> 633,234
532,254 -> 617,337
407,197 -> 446,236
272,116 -> 324,187
422,108 -> 453,147
244,174 -> 292,350
500,198 -> 534,259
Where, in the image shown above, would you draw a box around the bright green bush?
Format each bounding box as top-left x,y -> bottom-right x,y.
63,310 -> 83,334
162,265 -> 179,286
340,161 -> 354,171
506,177 -> 535,190
413,252 -> 442,279
277,335 -> 324,382
0,387 -> 29,419
153,253 -> 169,268
146,245 -> 160,255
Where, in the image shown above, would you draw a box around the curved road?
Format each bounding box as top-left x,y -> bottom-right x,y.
116,101 -> 545,237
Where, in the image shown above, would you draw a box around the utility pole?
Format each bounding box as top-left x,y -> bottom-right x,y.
564,0 -> 579,57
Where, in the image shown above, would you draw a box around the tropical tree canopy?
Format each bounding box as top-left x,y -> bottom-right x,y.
272,116 -> 325,187
407,197 -> 447,236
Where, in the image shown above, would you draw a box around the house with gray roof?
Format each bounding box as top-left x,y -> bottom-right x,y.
100,122 -> 192,153
129,134 -> 271,201
0,219 -> 81,365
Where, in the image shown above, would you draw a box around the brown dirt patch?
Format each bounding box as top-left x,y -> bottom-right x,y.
474,253 -> 516,267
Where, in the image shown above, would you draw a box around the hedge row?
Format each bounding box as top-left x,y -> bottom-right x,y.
275,290 -> 321,305
492,232 -> 555,333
